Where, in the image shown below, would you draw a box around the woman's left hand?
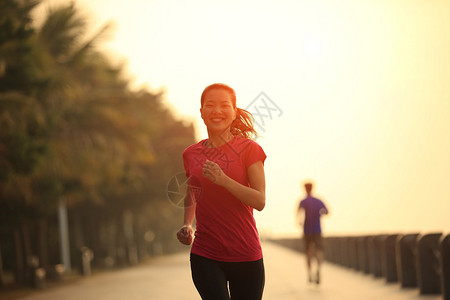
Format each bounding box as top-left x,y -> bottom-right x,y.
202,160 -> 227,185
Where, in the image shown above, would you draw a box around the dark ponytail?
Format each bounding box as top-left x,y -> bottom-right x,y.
231,108 -> 258,140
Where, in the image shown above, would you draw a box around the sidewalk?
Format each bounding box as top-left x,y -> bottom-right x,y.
263,241 -> 441,300
9,241 -> 442,300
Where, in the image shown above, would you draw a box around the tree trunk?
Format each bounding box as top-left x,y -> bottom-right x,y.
72,213 -> 84,273
21,221 -> 33,286
13,228 -> 24,284
107,221 -> 117,266
72,213 -> 84,251
58,198 -> 71,273
0,238 -> 4,287
87,212 -> 97,256
37,218 -> 49,269
115,214 -> 127,266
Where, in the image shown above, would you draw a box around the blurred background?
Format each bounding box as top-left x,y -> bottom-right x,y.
1,0 -> 449,288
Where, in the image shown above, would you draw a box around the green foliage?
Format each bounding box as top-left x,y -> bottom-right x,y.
0,0 -> 45,94
0,0 -> 195,266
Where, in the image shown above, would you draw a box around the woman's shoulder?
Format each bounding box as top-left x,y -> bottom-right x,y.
231,136 -> 262,149
183,139 -> 206,156
230,136 -> 266,164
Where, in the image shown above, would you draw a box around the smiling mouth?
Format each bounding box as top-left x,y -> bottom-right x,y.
211,118 -> 224,122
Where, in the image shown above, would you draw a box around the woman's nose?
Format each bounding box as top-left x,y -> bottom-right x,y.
211,105 -> 221,113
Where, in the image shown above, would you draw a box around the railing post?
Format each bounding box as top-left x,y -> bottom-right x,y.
368,235 -> 386,277
331,237 -> 338,264
382,234 -> 399,282
338,237 -> 346,266
357,236 -> 370,274
417,233 -> 442,294
342,237 -> 351,268
396,233 -> 419,288
440,234 -> 450,300
323,237 -> 336,263
348,236 -> 359,270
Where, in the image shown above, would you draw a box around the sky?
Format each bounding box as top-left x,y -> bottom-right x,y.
35,0 -> 450,237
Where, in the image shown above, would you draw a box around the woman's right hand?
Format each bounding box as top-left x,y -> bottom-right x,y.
176,225 -> 193,245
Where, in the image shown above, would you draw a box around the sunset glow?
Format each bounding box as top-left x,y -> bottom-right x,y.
36,0 -> 450,237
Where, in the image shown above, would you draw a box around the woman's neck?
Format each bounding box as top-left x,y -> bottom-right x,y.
205,130 -> 233,148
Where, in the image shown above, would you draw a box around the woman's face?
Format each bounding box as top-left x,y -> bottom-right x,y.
200,89 -> 237,135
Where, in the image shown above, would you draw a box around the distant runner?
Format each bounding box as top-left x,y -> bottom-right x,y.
297,181 -> 328,284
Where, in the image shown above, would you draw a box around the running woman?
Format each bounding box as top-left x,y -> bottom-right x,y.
176,83 -> 266,300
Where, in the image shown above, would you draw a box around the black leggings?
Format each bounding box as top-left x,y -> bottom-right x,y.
190,253 -> 265,300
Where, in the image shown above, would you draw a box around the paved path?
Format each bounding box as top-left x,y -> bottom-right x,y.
11,241 -> 442,300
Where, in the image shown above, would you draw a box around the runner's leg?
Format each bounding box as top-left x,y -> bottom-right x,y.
314,235 -> 324,284
190,254 -> 229,300
227,259 -> 265,300
304,235 -> 314,282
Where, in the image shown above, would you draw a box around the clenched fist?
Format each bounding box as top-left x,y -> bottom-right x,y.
202,160 -> 227,185
176,225 -> 194,245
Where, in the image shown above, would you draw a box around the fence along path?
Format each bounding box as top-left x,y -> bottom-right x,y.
13,241 -> 441,300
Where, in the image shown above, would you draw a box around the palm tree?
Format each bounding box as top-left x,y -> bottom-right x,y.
0,0 -> 41,94
1,0 -> 196,286
31,2 -> 175,273
0,0 -> 48,285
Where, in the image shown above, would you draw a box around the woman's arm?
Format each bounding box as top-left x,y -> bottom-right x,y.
202,159 -> 266,211
183,183 -> 196,225
176,181 -> 196,245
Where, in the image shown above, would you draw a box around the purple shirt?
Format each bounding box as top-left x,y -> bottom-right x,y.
299,196 -> 327,234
